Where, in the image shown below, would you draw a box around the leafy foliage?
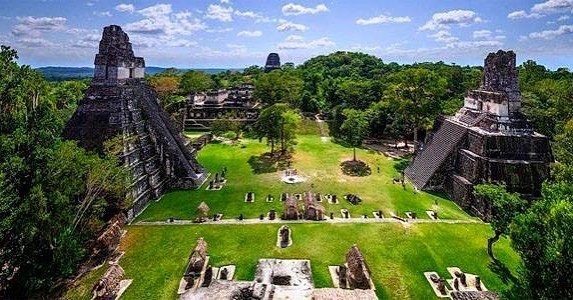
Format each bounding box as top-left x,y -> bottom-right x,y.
0,46 -> 128,297
510,183 -> 573,299
473,184 -> 525,260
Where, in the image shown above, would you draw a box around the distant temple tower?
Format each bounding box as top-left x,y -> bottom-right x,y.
64,25 -> 208,219
405,50 -> 552,220
264,53 -> 281,72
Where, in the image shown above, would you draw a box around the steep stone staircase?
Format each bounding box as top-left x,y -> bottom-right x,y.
405,120 -> 468,190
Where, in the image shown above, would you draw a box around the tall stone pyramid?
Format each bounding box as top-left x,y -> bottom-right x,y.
64,25 -> 207,219
405,50 -> 552,220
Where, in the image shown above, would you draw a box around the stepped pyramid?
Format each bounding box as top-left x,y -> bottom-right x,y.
64,25 -> 207,219
405,50 -> 552,220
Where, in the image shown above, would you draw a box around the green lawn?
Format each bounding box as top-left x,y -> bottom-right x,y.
65,223 -> 520,299
137,134 -> 472,222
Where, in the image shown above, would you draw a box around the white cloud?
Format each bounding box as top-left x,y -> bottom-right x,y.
139,3 -> 172,18
276,19 -> 308,31
472,30 -> 492,39
93,11 -> 112,17
124,4 -> 206,36
115,3 -> 135,13
282,3 -> 328,16
420,10 -> 483,31
278,36 -> 334,49
205,4 -> 233,22
531,0 -> 573,13
12,16 -> 67,37
356,14 -> 411,25
529,24 -> 573,39
285,34 -> 303,42
237,30 -> 262,37
430,30 -> 459,43
130,34 -> 197,48
446,40 -> 503,49
206,27 -> 233,33
234,10 -> 273,23
507,10 -> 543,19
558,15 -> 571,21
18,37 -> 55,48
73,33 -> 101,48
220,0 -> 231,3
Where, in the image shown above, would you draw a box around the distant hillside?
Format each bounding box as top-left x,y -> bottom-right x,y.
36,66 -> 244,81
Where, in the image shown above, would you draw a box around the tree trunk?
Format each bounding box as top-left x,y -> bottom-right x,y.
413,126 -> 419,153
280,122 -> 285,154
487,231 -> 501,260
353,147 -> 356,161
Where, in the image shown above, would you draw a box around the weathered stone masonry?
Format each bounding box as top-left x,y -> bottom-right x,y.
405,50 -> 553,220
64,25 -> 207,219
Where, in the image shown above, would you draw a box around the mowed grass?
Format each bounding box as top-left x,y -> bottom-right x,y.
65,223 -> 520,299
137,134 -> 472,222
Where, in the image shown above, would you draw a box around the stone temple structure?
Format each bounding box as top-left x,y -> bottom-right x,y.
264,53 -> 281,72
405,50 -> 552,220
64,25 -> 207,219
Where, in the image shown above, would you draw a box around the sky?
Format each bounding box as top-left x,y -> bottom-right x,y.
0,0 -> 572,69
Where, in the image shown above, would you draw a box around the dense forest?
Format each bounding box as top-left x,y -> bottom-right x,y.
1,46 -> 572,298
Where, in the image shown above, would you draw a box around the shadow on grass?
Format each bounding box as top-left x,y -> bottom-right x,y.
489,259 -> 529,299
393,158 -> 410,173
247,152 -> 292,174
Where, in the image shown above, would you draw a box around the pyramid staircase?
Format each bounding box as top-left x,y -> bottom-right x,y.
405,120 -> 468,190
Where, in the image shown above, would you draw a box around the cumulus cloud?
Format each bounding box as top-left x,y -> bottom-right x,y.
93,11 -> 112,17
420,10 -> 483,31
529,24 -> 573,39
124,4 -> 206,36
237,30 -> 262,37
446,40 -> 503,49
234,10 -> 273,23
282,3 -> 328,16
205,4 -> 233,22
507,10 -> 543,19
531,0 -> 573,13
356,14 -> 411,25
73,33 -> 101,48
429,30 -> 459,43
276,19 -> 308,31
12,16 -> 67,37
115,3 -> 135,13
277,36 -> 334,49
18,37 -> 55,48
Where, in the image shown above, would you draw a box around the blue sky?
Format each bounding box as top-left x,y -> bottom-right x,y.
0,0 -> 572,69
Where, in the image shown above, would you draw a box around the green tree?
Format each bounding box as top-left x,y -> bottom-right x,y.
384,68 -> 447,151
473,184 -> 525,260
340,109 -> 369,161
0,46 -> 129,297
211,117 -> 241,139
253,70 -> 303,106
180,70 -> 214,95
510,183 -> 573,299
253,104 -> 300,154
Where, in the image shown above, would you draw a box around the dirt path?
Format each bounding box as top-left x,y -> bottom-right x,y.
315,114 -> 330,142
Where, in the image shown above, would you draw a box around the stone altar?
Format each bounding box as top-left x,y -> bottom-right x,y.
64,25 -> 207,220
